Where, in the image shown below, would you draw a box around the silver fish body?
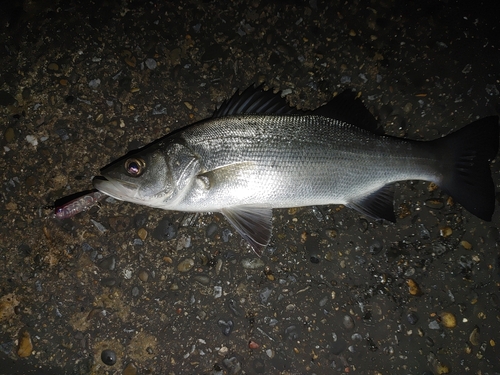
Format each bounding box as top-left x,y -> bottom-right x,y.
93,86 -> 499,254
169,114 -> 438,211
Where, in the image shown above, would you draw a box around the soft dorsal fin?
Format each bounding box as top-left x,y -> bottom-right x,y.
312,90 -> 383,135
212,84 -> 300,118
221,205 -> 273,256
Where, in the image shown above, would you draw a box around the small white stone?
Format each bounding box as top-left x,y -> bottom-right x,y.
214,286 -> 222,298
26,135 -> 38,146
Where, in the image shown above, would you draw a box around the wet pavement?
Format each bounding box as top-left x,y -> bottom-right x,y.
1,1 -> 499,374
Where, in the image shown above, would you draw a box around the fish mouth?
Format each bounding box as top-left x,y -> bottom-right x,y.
92,176 -> 140,202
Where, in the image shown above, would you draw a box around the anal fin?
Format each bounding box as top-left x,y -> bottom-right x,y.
221,205 -> 273,256
346,185 -> 396,222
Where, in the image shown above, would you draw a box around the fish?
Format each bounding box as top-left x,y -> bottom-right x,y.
92,85 -> 499,255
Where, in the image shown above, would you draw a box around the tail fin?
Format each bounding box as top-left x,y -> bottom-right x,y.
433,116 -> 499,221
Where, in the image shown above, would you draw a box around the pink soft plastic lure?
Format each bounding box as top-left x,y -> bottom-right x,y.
53,191 -> 105,219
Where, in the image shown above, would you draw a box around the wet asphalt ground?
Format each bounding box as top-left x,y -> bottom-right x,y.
1,1 -> 500,374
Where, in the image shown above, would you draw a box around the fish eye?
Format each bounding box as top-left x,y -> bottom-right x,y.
125,158 -> 145,177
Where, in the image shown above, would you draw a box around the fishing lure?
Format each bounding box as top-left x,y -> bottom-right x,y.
53,191 -> 105,219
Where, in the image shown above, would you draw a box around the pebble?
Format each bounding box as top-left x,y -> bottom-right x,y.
138,270 -> 149,282
403,102 -> 413,114
406,312 -> 419,325
25,176 -> 37,188
248,340 -> 260,349
176,235 -> 191,250
469,326 -> 480,346
205,222 -> 218,237
439,227 -> 452,238
0,341 -> 15,355
133,213 -> 149,228
132,286 -> 140,297
4,127 -> 15,142
100,277 -> 116,287
324,250 -> 335,261
419,224 -> 431,240
122,50 -> 136,67
435,362 -> 450,374
217,319 -> 234,336
343,315 -> 355,330
108,216 -> 130,232
194,275 -> 210,285
241,258 -> 265,269
17,331 -> 32,357
177,258 -> 194,272
91,219 -> 107,233
214,286 -> 222,298
340,75 -> 351,84
369,240 -> 383,255
221,228 -> 232,242
47,62 -> 59,71
0,294 -> 19,322
226,298 -> 244,317
406,279 -> 422,296
325,229 -> 337,238
223,357 -> 241,373
284,324 -> 301,340
428,320 -> 440,330
25,135 -> 38,147
259,286 -> 273,304
310,255 -> 320,263
101,349 -> 117,366
215,258 -> 223,275
425,336 -> 434,346
460,240 -> 472,250
55,128 -> 69,141
145,58 -> 157,70
424,198 -> 444,209
218,346 -> 228,356
123,362 -> 138,375
152,218 -> 177,241
319,296 -> 328,307
123,269 -> 134,280
98,256 -> 116,271
88,78 -> 101,89
398,203 -> 411,218
137,228 -> 147,241
440,312 -> 456,328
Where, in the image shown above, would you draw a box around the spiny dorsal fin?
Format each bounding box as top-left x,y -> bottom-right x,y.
212,84 -> 300,118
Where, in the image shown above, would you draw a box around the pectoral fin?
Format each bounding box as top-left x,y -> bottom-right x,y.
346,185 -> 396,222
221,205 -> 273,256
197,162 -> 255,189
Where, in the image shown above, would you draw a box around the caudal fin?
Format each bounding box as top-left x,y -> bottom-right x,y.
434,116 -> 499,221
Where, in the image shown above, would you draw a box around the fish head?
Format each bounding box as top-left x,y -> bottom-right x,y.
92,141 -> 199,208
